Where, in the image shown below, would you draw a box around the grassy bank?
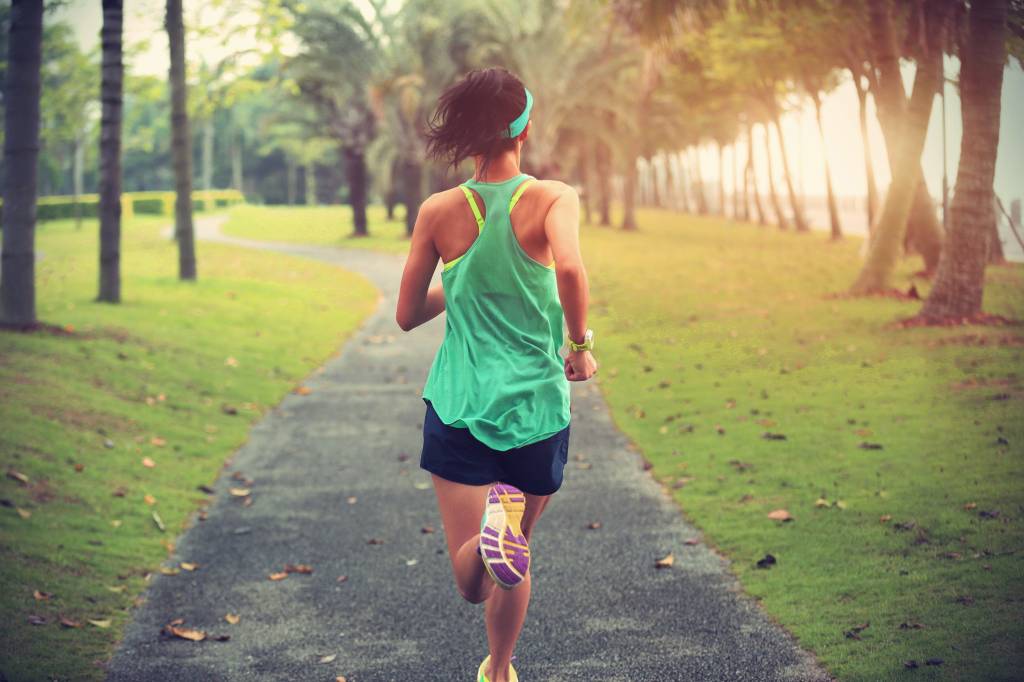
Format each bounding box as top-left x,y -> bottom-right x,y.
0,215 -> 377,680
222,203 -> 411,254
583,210 -> 1023,681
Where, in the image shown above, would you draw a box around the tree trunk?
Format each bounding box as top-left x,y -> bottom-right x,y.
770,111 -> 809,231
675,151 -> 691,213
650,157 -> 662,208
762,124 -> 789,230
166,0 -> 195,280
663,151 -> 677,212
731,141 -> 740,219
865,0 -> 945,275
917,0 -> 1006,321
201,117 -> 213,191
305,160 -> 316,206
851,67 -> 879,232
402,158 -> 421,237
98,0 -> 123,303
578,147 -> 593,224
596,142 -> 611,226
73,135 -> 84,230
691,146 -> 708,215
716,142 -> 725,216
746,123 -> 764,225
344,147 -> 368,236
0,0 -> 43,328
851,18 -> 944,293
285,156 -> 296,205
231,130 -> 243,192
621,155 -> 638,230
812,92 -> 842,239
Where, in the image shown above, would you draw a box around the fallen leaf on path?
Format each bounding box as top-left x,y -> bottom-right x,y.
337,575 -> 348,583
767,509 -> 793,521
164,625 -> 205,641
229,488 -> 251,497
59,615 -> 81,628
367,538 -> 385,545
284,563 -> 313,574
159,567 -> 180,576
295,386 -> 312,395
214,634 -> 231,641
319,654 -> 337,664
336,677 -> 347,682
421,525 -> 435,534
88,619 -> 112,629
587,521 -> 602,530
347,496 -> 357,505
242,496 -> 253,507
180,562 -> 198,571
413,481 -> 430,490
7,469 -> 29,485
269,572 -> 288,581
224,614 -> 240,625
142,457 -> 156,468
684,537 -> 699,545
654,553 -> 674,569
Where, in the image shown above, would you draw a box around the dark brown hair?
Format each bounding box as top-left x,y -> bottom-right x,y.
425,67 -> 529,178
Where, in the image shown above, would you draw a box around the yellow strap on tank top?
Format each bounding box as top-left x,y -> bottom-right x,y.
509,179 -> 533,213
460,184 -> 485,231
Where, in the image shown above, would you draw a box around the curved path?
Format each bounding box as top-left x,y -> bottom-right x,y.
107,215 -> 831,681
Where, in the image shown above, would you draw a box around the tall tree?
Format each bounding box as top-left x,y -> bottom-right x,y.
850,0 -> 948,293
916,0 -> 1007,321
166,0 -> 196,280
1,0 -> 43,329
97,0 -> 123,303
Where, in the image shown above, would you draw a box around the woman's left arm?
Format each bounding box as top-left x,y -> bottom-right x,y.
396,198 -> 445,331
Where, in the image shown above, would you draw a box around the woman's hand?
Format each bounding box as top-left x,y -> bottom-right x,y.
564,349 -> 597,382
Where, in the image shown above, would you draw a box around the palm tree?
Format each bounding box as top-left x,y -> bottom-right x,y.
166,0 -> 196,280
1,0 -> 44,329
98,0 -> 124,303
916,0 -> 1007,321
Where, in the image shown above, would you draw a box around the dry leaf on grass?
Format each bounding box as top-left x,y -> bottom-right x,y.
88,619 -> 112,629
295,386 -> 313,395
142,457 -> 156,468
16,508 -> 31,519
152,511 -> 165,531
33,590 -> 53,601
7,469 -> 29,485
767,509 -> 793,521
144,494 -> 156,505
59,615 -> 81,628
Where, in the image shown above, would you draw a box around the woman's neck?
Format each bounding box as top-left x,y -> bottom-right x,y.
472,149 -> 522,183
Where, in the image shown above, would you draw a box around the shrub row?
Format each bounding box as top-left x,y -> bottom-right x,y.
0,189 -> 245,225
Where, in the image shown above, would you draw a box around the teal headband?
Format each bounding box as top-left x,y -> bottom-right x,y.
503,87 -> 533,138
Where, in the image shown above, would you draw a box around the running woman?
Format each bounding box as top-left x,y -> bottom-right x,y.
396,67 -> 597,682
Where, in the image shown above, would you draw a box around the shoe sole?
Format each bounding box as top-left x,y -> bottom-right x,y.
480,484 -> 529,590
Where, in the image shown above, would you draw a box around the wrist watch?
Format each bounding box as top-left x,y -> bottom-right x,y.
568,328 -> 595,352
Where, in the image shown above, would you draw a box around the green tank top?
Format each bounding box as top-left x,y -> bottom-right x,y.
421,173 -> 571,451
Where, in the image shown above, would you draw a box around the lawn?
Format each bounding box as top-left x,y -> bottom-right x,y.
222,203 -> 412,254
0,214 -> 377,680
581,210 -> 1024,681
221,203 -> 1023,680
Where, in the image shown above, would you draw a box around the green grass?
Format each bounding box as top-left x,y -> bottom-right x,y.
582,209 -> 1024,681
222,203 -> 412,254
0,214 -> 377,681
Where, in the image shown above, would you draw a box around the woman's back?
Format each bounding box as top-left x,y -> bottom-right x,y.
420,172 -> 571,451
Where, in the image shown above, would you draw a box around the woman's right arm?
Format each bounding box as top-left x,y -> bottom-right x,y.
543,183 -> 597,382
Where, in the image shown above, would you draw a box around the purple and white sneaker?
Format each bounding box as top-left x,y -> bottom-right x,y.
479,484 -> 530,590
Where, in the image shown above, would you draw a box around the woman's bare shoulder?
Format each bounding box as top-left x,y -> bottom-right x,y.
533,179 -> 577,199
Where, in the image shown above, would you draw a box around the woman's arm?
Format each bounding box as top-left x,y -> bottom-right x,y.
396,198 -> 445,331
543,183 -> 597,381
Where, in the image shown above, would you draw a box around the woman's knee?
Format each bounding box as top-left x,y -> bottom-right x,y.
457,580 -> 493,604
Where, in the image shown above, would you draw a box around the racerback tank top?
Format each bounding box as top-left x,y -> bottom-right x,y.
421,173 -> 571,451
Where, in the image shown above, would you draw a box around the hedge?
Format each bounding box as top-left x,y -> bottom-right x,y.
0,189 -> 245,225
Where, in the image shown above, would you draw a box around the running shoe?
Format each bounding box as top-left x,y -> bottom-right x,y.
478,483 -> 530,590
476,654 -> 519,682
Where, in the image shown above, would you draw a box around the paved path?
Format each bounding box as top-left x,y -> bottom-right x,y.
107,216 -> 831,681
